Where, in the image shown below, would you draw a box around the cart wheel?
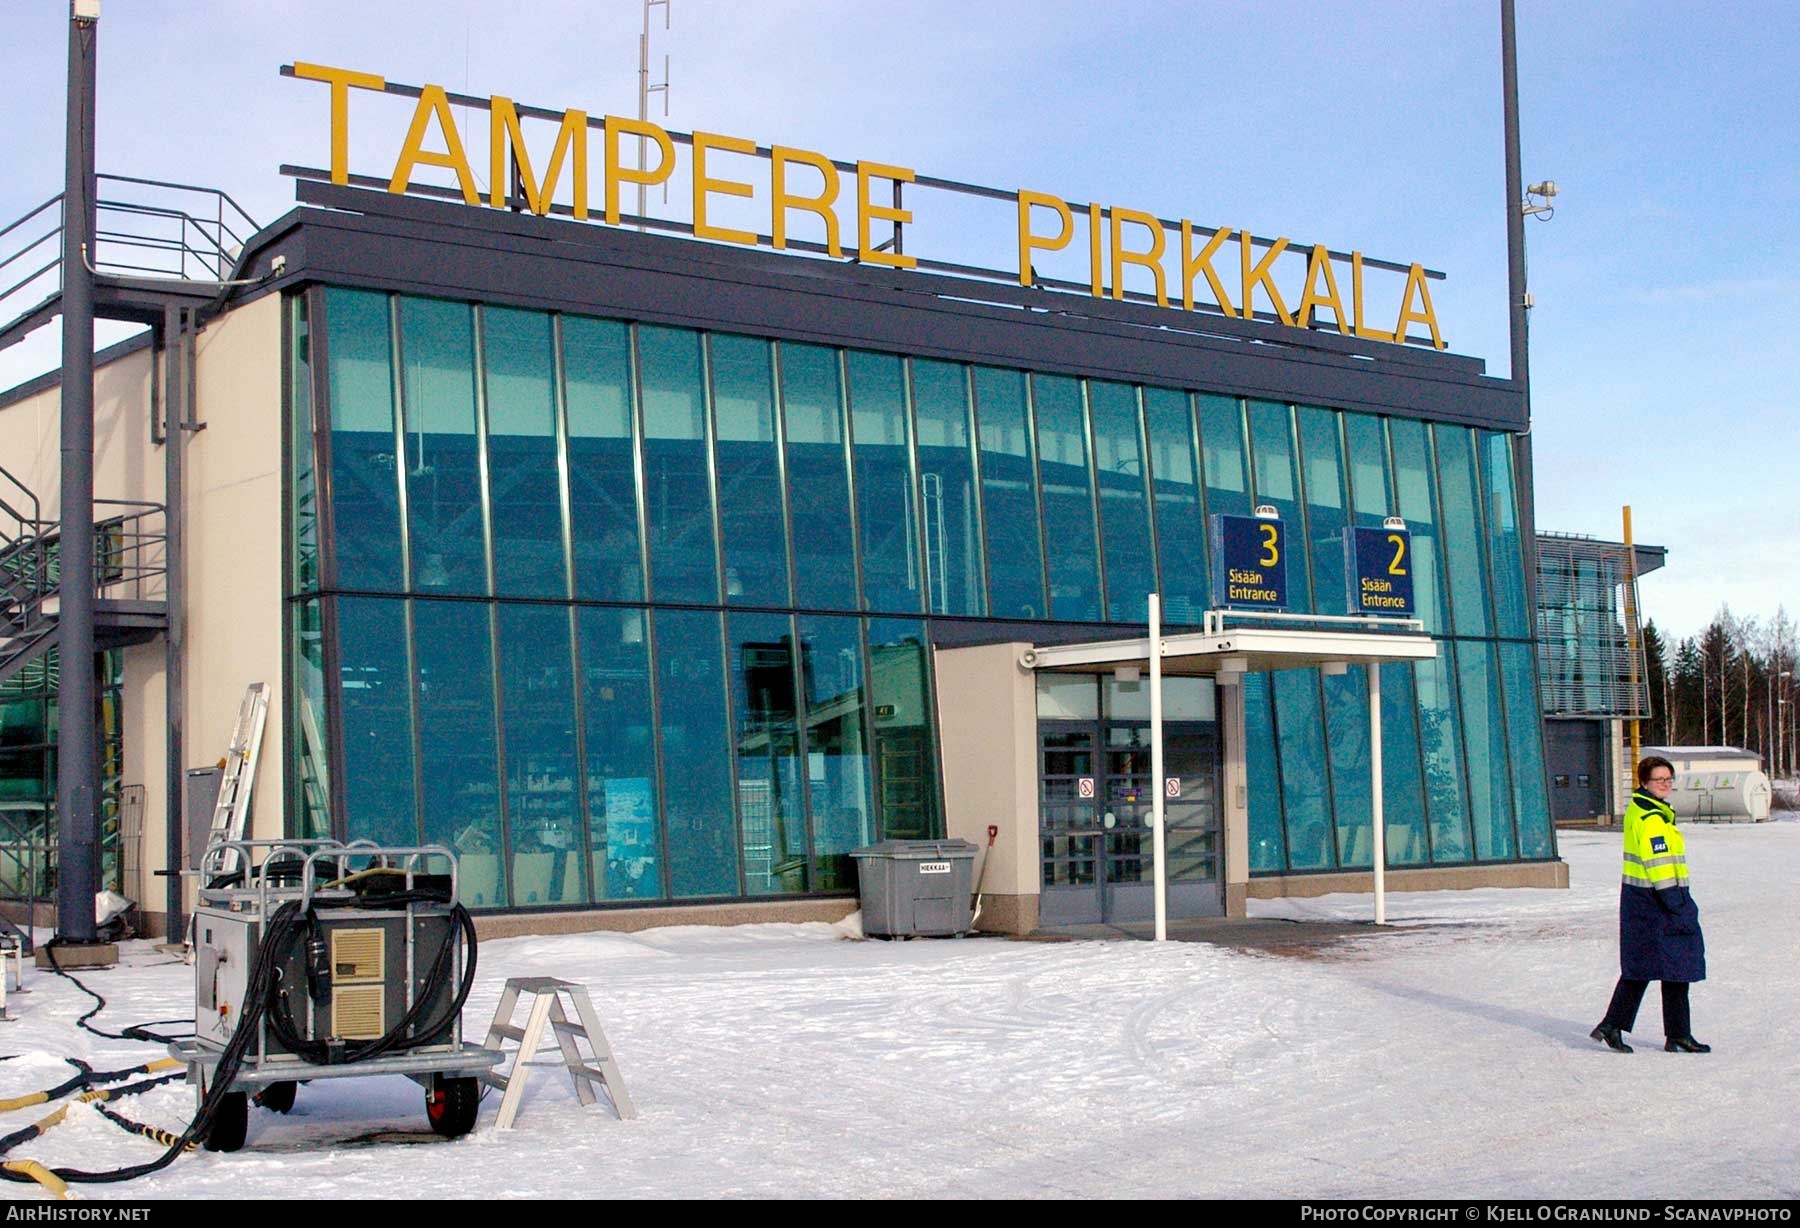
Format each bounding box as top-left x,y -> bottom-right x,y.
425,1074 -> 480,1139
205,1091 -> 249,1152
255,1081 -> 298,1114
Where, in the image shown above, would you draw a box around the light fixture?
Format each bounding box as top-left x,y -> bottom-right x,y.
1321,661 -> 1349,677
1383,516 -> 1407,530
1253,504 -> 1278,519
1114,664 -> 1140,683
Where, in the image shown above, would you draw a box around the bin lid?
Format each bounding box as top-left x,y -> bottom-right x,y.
849,839 -> 978,859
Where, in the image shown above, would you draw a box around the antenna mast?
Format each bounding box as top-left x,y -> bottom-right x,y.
637,0 -> 671,229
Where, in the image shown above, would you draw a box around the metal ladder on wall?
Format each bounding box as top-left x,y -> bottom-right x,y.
204,683 -> 270,875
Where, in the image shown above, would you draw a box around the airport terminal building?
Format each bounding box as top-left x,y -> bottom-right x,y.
0,69 -> 1563,936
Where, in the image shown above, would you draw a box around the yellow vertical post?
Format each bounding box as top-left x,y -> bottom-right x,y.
1622,506 -> 1642,786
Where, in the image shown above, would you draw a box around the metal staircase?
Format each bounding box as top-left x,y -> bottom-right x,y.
0,464 -> 168,688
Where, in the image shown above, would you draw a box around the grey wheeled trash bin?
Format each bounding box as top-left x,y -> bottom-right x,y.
850,839 -> 978,937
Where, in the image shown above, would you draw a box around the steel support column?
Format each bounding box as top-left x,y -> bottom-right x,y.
54,1 -> 101,943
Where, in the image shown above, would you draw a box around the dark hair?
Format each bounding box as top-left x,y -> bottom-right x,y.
1637,755 -> 1675,787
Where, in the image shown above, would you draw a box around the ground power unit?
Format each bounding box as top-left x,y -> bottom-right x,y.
174,840 -> 501,1151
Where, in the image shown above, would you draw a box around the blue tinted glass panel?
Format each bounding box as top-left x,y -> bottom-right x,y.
1344,413 -> 1392,524
730,612 -> 806,895
655,609 -> 738,897
497,604 -> 584,906
413,599 -> 504,905
1088,381 -> 1154,622
1483,431 -> 1530,639
291,295 -> 319,594
335,597 -> 416,847
1033,375 -> 1101,620
291,599 -> 330,840
798,614 -> 872,889
1143,388 -> 1208,626
1244,674 -> 1284,872
910,360 -> 984,617
577,606 -> 662,901
1434,425 -> 1491,637
711,335 -> 790,607
639,326 -> 718,604
483,307 -> 565,598
1247,400 -> 1311,611
1198,394 -> 1251,517
973,366 -> 1046,620
1323,668 -> 1374,868
1414,651 -> 1472,863
1388,419 -> 1448,635
1458,639 -> 1517,860
868,618 -> 941,840
1377,661 -> 1430,867
1297,407 -> 1349,615
324,289 -> 403,590
1501,643 -> 1555,858
1273,670 -> 1332,870
780,344 -> 857,611
399,298 -> 485,595
563,316 -> 643,603
848,352 -> 921,614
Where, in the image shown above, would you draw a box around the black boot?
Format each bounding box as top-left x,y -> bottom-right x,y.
1590,1024 -> 1633,1053
1664,1036 -> 1711,1053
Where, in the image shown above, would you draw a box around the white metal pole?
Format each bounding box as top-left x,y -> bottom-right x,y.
1150,593 -> 1167,942
1369,661 -> 1386,926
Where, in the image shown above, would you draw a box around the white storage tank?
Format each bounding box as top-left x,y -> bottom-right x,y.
1641,746 -> 1773,823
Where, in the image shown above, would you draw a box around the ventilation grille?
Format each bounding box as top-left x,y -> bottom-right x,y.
331,927 -> 385,983
331,984 -> 386,1040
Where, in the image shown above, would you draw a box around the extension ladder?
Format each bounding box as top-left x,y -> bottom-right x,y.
480,977 -> 636,1129
205,683 -> 270,874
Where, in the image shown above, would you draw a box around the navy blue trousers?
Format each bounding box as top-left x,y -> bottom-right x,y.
1601,977 -> 1692,1039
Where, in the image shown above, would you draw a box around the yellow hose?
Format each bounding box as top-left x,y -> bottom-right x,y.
3,1158 -> 72,1200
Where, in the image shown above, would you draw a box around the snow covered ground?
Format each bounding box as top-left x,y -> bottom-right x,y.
2,820 -> 1795,1200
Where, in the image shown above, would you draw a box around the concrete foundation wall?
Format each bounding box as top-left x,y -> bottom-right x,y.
1246,859 -> 1570,898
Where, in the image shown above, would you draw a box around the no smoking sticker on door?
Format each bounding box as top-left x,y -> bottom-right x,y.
1165,777 -> 1181,798
1077,777 -> 1095,798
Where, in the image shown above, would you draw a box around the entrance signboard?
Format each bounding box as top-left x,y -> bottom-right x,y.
1208,514 -> 1287,611
1345,525 -> 1415,616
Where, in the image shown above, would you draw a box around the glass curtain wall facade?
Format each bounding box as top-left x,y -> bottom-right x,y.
289,288 -> 1554,909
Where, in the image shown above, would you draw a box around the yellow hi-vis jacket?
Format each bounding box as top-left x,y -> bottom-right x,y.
1617,788 -> 1705,983
1621,790 -> 1688,892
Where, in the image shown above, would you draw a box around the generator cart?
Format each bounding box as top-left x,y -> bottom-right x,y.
171,839 -> 502,1151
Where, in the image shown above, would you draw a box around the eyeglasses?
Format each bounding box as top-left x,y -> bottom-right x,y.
1647,775 -> 1675,785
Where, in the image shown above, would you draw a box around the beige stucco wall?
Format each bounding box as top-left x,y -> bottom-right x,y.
182,294 -> 284,850
0,293 -> 284,930
932,642 -> 1038,931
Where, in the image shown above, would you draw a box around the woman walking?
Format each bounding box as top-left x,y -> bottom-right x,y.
1591,755 -> 1710,1053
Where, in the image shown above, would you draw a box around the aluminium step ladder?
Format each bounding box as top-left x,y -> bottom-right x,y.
480,977 -> 636,1129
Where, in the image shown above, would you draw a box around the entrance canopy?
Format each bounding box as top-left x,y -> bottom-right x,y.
1020,622 -> 1438,677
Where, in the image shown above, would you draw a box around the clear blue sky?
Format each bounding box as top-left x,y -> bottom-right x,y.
2,0 -> 1794,640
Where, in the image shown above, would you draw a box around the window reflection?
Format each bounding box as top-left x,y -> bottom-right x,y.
867,619 -> 942,840
712,335 -> 791,607
577,606 -> 661,900
910,360 -> 984,617
400,299 -> 485,595
974,366 -> 1045,620
497,604 -> 584,905
484,308 -> 565,598
780,344 -> 858,611
798,614 -> 872,888
413,599 -> 504,905
1089,381 -> 1153,623
848,352 -> 921,613
324,289 -> 403,590
640,326 -> 718,604
655,609 -> 738,897
1143,388 -> 1207,625
1033,374 -> 1100,620
334,597 -> 416,849
564,317 -> 644,603
729,613 -> 806,894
